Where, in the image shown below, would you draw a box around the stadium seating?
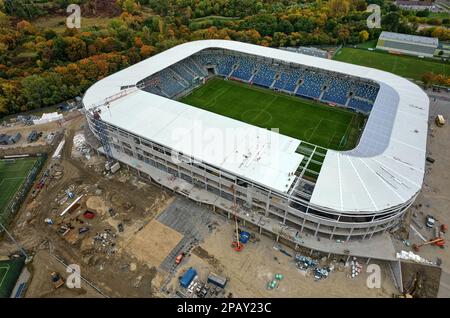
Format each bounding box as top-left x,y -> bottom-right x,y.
321,77 -> 352,105
172,62 -> 196,83
231,57 -> 256,81
296,70 -> 326,99
348,98 -> 373,113
273,73 -> 288,90
140,51 -> 380,114
217,55 -> 237,76
184,58 -> 208,77
353,83 -> 378,102
158,70 -> 186,98
283,70 -> 303,92
252,65 -> 277,87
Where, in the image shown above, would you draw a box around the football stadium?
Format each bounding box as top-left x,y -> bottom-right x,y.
83,40 -> 429,246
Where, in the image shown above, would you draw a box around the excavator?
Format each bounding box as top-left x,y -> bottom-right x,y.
412,237 -> 445,252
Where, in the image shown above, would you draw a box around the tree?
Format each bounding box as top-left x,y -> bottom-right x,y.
328,0 -> 350,18
336,25 -> 350,43
140,45 -> 155,58
64,37 -> 87,62
359,30 -> 369,42
383,12 -> 401,32
117,0 -> 140,14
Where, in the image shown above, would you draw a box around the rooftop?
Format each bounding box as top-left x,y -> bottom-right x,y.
379,31 -> 439,47
83,40 -> 429,213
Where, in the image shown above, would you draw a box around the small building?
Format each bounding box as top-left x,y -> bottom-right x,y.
280,46 -> 329,59
395,0 -> 435,11
376,31 -> 439,58
435,42 -> 450,58
0,134 -> 10,145
0,133 -> 21,145
27,130 -> 38,143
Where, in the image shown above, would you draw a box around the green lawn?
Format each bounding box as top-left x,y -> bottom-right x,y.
0,158 -> 37,219
0,258 -> 26,298
180,78 -> 365,150
334,48 -> 450,81
355,40 -> 377,49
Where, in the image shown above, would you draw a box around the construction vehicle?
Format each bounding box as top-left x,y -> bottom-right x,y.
175,253 -> 185,265
50,272 -> 64,289
425,215 -> 436,228
413,237 -> 445,252
435,114 -> 445,127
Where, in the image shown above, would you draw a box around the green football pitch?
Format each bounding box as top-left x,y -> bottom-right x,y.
334,48 -> 450,81
180,78 -> 366,150
0,157 -> 37,219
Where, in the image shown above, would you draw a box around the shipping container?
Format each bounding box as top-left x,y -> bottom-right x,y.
207,273 -> 227,288
180,267 -> 197,288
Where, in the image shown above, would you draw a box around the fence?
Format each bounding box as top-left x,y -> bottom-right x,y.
0,153 -> 47,231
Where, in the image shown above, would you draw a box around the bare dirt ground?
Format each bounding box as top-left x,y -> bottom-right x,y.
25,249 -> 102,298
0,111 -> 81,152
166,218 -> 396,298
123,220 -> 183,266
0,113 -> 175,297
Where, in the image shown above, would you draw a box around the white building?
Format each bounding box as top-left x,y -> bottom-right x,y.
83,40 -> 429,249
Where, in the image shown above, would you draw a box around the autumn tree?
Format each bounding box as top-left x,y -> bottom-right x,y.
140,45 -> 155,58
328,0 -> 350,18
359,30 -> 369,42
64,37 -> 87,62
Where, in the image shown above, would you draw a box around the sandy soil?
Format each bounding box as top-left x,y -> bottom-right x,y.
123,220 -> 183,267
167,219 -> 397,298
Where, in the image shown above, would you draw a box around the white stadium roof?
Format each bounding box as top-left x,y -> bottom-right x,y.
83,40 -> 429,213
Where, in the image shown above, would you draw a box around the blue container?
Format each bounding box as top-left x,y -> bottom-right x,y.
239,231 -> 250,244
180,267 -> 197,288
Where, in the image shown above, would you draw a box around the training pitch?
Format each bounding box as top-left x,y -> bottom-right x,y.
334,48 -> 450,81
0,157 -> 37,218
180,78 -> 366,150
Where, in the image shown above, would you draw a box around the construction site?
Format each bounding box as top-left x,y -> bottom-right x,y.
0,79 -> 449,298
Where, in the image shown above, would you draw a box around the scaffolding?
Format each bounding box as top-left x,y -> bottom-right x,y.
87,86 -> 141,166
92,108 -> 113,165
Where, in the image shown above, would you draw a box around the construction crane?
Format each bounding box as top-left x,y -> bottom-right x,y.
413,237 -> 445,252
230,185 -> 243,252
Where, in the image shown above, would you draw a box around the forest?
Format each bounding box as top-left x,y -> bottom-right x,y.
0,0 -> 449,116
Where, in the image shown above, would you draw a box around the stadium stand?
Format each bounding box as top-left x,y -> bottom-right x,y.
322,77 -> 353,105
172,62 -> 196,83
283,70 -> 303,92
217,55 -> 237,76
252,65 -> 277,87
139,51 -> 379,112
348,98 -> 373,113
353,83 -> 378,102
231,57 -> 257,81
296,70 -> 326,99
